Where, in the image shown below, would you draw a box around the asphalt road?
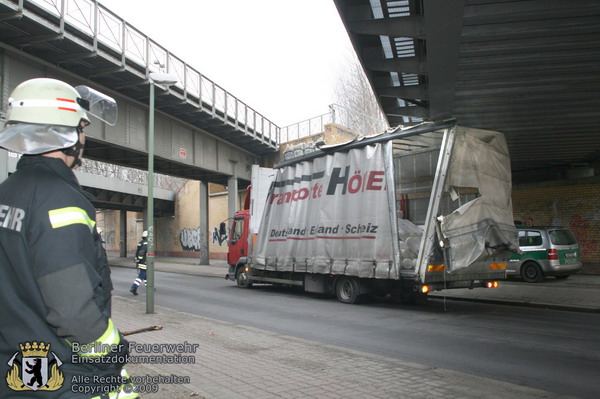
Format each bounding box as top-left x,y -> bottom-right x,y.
112,267 -> 600,399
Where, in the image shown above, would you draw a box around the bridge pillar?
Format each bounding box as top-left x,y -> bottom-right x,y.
198,181 -> 209,264
228,176 -> 239,220
119,210 -> 127,257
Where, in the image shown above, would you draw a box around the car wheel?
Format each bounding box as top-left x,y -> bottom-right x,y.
236,267 -> 253,288
555,275 -> 570,280
521,261 -> 543,283
336,277 -> 361,304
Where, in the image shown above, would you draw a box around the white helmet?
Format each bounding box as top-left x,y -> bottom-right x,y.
0,78 -> 117,154
142,231 -> 148,238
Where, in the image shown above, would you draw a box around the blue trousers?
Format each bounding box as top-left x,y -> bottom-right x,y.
130,268 -> 147,290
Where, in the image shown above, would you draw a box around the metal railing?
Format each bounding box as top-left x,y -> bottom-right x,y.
20,0 -> 279,146
280,104 -> 388,143
279,112 -> 334,143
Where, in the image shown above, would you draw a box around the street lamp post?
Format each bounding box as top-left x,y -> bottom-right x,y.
146,72 -> 177,314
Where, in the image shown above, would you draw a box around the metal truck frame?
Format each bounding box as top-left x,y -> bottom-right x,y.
226,121 -> 518,304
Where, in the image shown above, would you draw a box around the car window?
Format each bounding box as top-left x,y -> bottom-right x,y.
519,230 -> 542,246
518,230 -> 527,246
549,229 -> 577,245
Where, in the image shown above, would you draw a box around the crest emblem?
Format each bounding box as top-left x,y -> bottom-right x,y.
5,342 -> 64,392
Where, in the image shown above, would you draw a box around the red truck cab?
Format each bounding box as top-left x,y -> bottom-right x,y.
227,209 -> 250,267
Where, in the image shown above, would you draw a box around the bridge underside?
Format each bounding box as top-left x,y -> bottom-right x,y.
85,187 -> 174,216
334,0 -> 600,183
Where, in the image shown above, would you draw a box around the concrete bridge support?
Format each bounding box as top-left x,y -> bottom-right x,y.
228,177 -> 239,220
119,210 -> 127,257
199,181 -> 209,265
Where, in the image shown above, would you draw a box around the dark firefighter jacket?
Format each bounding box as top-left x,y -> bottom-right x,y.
0,156 -> 125,398
135,239 -> 148,270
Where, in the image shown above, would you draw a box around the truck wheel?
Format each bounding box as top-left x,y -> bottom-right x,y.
521,261 -> 543,283
336,277 -> 361,304
236,268 -> 253,288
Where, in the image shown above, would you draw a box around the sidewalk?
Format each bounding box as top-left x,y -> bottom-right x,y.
109,255 -> 600,313
112,297 -> 565,399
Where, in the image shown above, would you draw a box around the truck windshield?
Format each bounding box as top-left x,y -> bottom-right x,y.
549,229 -> 577,246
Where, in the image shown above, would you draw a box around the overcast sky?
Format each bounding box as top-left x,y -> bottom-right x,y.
98,0 -> 355,127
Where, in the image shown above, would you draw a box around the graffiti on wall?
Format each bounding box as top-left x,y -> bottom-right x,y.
212,227 -> 228,246
283,143 -> 317,161
179,227 -> 204,252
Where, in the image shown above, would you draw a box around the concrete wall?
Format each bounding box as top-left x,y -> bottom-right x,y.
165,180 -> 201,257
97,210 -> 144,256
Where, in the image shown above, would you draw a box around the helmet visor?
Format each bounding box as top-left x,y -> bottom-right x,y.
0,123 -> 78,154
75,86 -> 118,126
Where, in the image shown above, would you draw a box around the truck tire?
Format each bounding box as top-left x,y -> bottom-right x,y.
336,277 -> 361,304
236,267 -> 253,288
521,261 -> 543,283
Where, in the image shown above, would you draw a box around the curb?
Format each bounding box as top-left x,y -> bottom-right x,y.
109,262 -> 226,278
429,294 -> 600,314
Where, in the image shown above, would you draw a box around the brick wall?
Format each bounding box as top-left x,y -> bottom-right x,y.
512,178 -> 600,274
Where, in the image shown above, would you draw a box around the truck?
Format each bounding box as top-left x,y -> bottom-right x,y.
225,121 -> 519,304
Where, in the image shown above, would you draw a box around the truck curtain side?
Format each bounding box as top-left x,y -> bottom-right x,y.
227,121 -> 519,304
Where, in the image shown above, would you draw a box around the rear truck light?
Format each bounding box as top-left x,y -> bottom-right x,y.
489,263 -> 507,270
427,264 -> 445,272
421,285 -> 430,294
485,281 -> 499,288
548,249 -> 559,260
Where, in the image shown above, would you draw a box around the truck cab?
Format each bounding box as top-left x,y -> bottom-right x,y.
227,210 -> 249,268
226,208 -> 260,288
226,166 -> 277,286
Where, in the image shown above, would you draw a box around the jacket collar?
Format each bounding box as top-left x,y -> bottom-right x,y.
17,155 -> 82,190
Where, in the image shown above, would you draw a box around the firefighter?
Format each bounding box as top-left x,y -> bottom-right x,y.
130,231 -> 149,295
0,78 -> 138,398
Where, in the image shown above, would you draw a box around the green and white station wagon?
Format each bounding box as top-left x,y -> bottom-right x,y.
508,226 -> 582,283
